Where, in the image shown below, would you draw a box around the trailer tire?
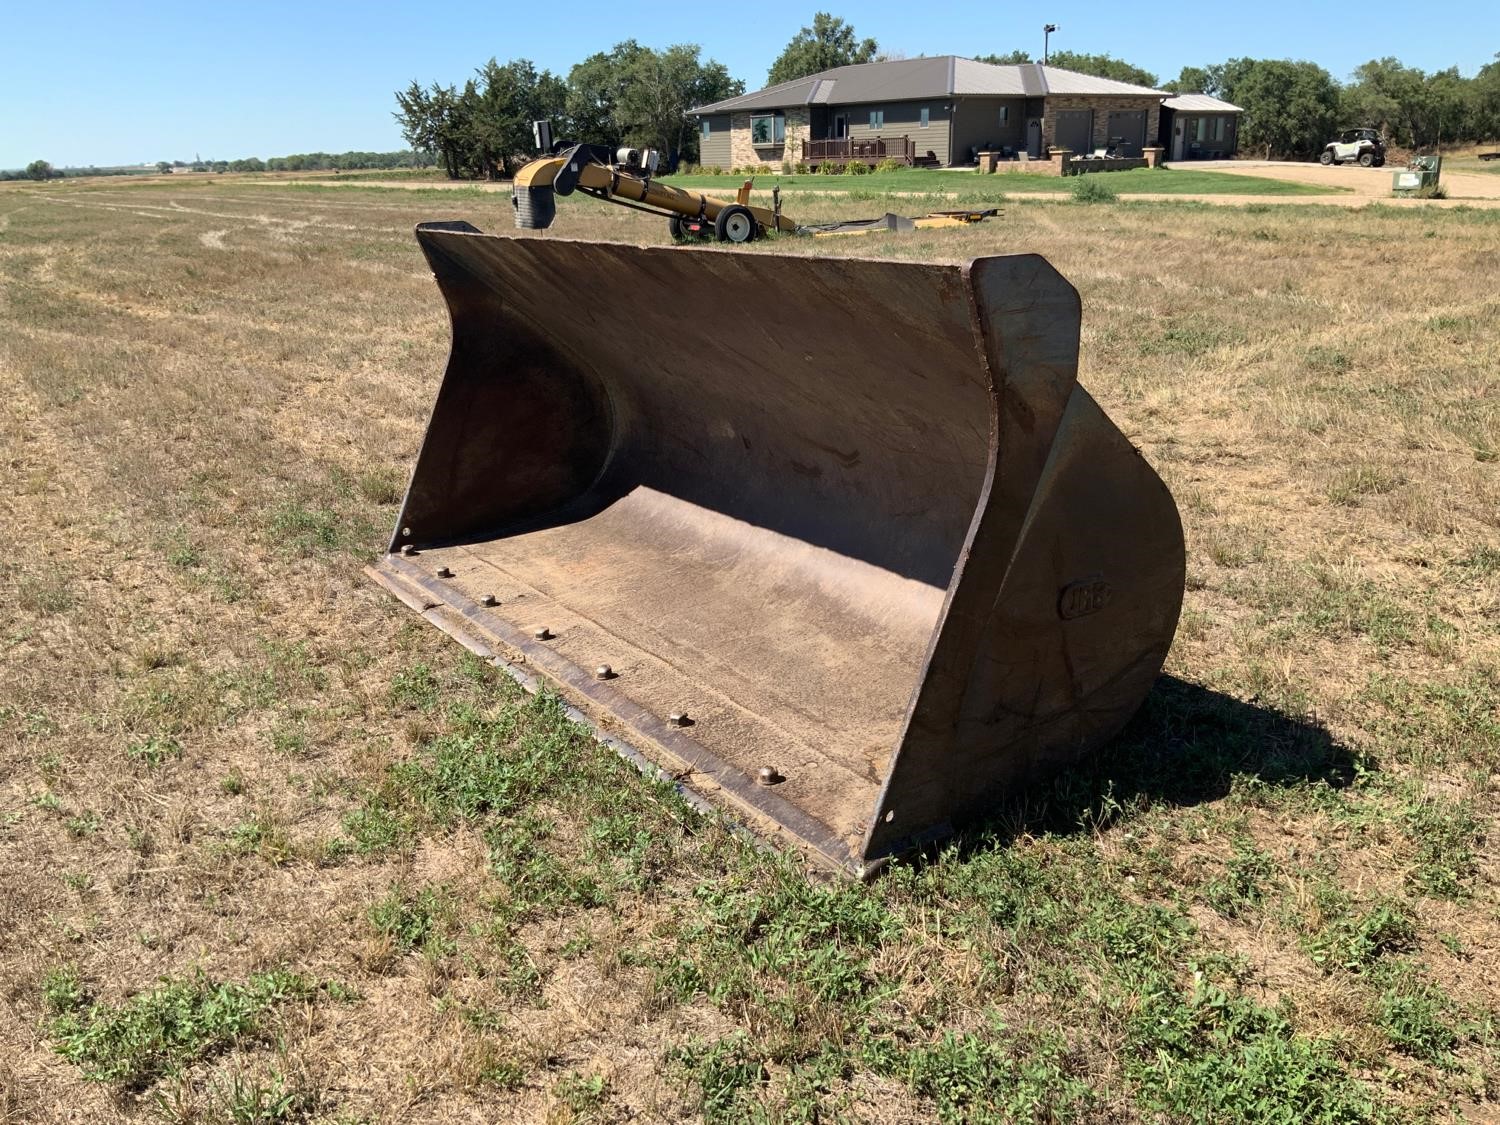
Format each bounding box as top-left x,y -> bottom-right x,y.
514,184 -> 556,230
715,205 -> 757,244
668,216 -> 685,240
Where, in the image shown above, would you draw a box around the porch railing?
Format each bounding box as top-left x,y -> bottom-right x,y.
801,136 -> 916,164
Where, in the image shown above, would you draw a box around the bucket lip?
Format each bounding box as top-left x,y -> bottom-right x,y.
367,551 -> 868,878
412,221 -> 1055,273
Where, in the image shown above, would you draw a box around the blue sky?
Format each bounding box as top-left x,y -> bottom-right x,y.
2,0 -> 1495,168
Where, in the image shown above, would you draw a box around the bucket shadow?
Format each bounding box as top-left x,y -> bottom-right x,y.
947,674 -> 1362,855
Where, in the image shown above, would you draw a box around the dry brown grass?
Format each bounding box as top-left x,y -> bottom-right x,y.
1,176 -> 1497,1122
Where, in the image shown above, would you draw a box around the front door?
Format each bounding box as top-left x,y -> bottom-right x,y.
1026,118 -> 1042,158
833,114 -> 847,140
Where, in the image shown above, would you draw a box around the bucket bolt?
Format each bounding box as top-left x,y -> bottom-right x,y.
480,594 -> 498,607
400,543 -> 417,557
534,627 -> 553,641
756,766 -> 783,786
436,566 -> 453,578
668,711 -> 691,727
594,664 -> 614,680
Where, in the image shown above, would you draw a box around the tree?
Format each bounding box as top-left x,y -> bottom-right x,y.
767,13 -> 877,85
397,59 -> 570,180
25,160 -> 53,181
1473,54 -> 1500,140
155,160 -> 172,174
395,80 -> 473,179
974,50 -> 1033,66
1164,66 -> 1213,94
619,46 -> 742,163
1161,60 -> 1256,98
567,42 -> 647,147
465,59 -> 568,179
1342,58 -> 1478,148
565,42 -> 742,163
1218,58 -> 1340,159
1044,51 -> 1157,88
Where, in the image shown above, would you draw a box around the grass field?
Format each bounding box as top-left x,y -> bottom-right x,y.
658,164 -> 1345,197
1,176 -> 1497,1123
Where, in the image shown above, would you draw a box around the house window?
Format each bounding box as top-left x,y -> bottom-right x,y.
750,114 -> 785,145
1212,117 -> 1226,142
869,109 -> 885,129
1195,118 -> 1207,142
701,119 -> 711,138
999,106 -> 1009,125
920,107 -> 929,128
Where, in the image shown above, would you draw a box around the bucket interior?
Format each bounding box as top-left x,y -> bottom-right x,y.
392,236 -> 997,856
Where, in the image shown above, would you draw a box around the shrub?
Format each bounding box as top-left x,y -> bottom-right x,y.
793,162 -> 809,174
1417,183 -> 1447,199
874,158 -> 905,174
817,160 -> 841,175
779,161 -> 791,175
1070,174 -> 1118,203
843,161 -> 869,176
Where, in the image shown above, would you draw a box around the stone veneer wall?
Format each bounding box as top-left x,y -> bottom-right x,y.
1041,96 -> 1161,153
988,156 -> 1066,177
727,106 -> 810,168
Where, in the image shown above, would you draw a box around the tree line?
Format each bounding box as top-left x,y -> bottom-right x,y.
156,151 -> 427,174
1,160 -> 149,181
1,150 -> 425,181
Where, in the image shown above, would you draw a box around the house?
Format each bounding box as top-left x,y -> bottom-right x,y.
1159,93 -> 1242,161
690,57 -> 1189,170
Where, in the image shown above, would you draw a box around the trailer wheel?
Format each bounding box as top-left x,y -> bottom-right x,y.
715,205 -> 757,244
668,216 -> 685,240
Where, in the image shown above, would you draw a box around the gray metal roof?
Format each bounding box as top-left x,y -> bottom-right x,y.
1161,93 -> 1243,113
691,58 -> 1163,114
1037,66 -> 1163,95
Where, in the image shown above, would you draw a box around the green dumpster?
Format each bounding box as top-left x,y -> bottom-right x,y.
1393,154 -> 1441,196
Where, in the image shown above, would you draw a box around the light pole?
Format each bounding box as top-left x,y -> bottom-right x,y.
1043,24 -> 1058,64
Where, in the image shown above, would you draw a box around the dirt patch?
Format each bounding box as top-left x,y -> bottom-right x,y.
1171,159 -> 1500,207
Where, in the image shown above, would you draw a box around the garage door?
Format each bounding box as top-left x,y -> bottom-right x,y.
1055,110 -> 1093,155
1106,110 -> 1147,157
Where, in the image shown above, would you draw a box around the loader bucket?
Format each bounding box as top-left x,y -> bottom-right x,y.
369,225 -> 1185,877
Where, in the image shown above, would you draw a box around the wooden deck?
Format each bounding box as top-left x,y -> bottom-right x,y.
802,136 -> 939,168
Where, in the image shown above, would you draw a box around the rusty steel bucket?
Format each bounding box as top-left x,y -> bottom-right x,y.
368,225 -> 1185,877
